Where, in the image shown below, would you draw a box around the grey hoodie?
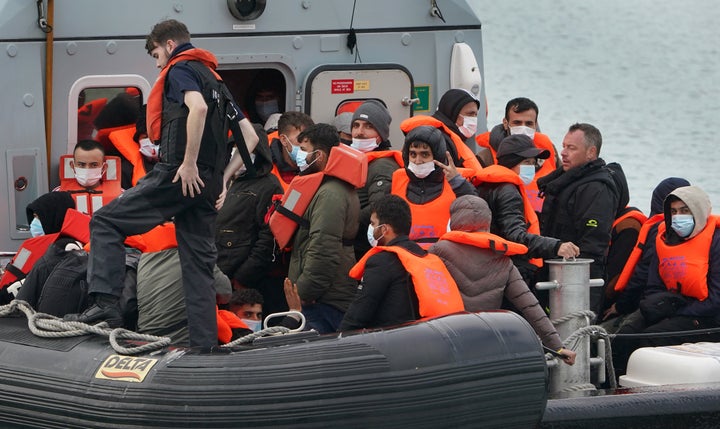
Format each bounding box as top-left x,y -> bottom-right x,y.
665,186 -> 712,239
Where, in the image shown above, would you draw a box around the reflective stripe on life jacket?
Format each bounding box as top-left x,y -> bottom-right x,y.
349,245 -> 465,318
391,169 -> 455,249
58,154 -> 122,215
400,115 -> 483,176
438,230 -> 528,256
614,213 -> 663,293
474,165 -> 542,266
654,215 -> 720,301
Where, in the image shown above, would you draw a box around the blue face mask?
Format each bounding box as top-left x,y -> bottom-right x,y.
295,148 -> 310,171
287,144 -> 300,161
242,319 -> 262,333
518,164 -> 536,185
29,217 -> 44,237
671,214 -> 694,238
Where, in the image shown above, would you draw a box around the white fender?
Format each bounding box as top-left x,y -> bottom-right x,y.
450,42 -> 482,97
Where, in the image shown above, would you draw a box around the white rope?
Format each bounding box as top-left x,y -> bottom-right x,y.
0,300 -> 171,355
221,326 -> 292,348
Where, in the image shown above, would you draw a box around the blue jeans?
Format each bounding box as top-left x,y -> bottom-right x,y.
302,302 -> 345,334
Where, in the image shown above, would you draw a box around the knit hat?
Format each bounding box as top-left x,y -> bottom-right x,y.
332,112 -> 353,135
449,195 -> 491,232
496,134 -> 549,168
402,125 -> 447,165
436,88 -> 480,123
26,191 -> 75,234
651,177 -> 690,216
352,100 -> 392,142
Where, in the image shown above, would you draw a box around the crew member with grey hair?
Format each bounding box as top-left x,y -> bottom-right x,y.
429,195 -> 576,365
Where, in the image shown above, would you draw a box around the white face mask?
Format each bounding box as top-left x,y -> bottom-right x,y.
255,99 -> 279,122
350,137 -> 379,152
509,125 -> 536,140
74,167 -> 103,188
459,115 -> 478,138
367,223 -> 384,248
242,318 -> 262,333
295,149 -> 310,171
518,164 -> 536,185
407,161 -> 435,179
139,138 -> 160,161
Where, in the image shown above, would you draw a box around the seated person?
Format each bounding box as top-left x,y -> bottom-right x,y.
228,288 -> 264,333
341,195 -> 463,331
429,195 -> 576,365
391,125 -> 476,248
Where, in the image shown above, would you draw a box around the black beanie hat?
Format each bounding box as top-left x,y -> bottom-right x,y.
26,191 -> 75,234
402,125 -> 447,165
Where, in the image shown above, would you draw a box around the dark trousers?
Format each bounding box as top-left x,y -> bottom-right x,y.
88,163 -> 221,348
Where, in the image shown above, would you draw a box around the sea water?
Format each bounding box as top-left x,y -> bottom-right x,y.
472,0 -> 719,213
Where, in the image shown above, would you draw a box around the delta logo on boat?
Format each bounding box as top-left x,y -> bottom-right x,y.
94,354 -> 158,382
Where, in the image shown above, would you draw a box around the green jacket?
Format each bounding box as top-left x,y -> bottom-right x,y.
289,176 -> 360,311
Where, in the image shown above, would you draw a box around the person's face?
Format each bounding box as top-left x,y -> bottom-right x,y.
255,89 -> 278,103
233,303 -> 263,321
150,40 -> 174,69
503,109 -> 538,131
279,126 -> 303,164
71,148 -> 106,172
455,101 -> 479,126
299,139 -> 326,173
408,143 -> 434,164
511,158 -> 536,175
670,200 -> 692,216
369,212 -> 388,246
352,119 -> 381,143
560,130 -> 595,171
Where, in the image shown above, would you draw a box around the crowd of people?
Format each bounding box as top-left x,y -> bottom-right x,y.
1,19 -> 718,376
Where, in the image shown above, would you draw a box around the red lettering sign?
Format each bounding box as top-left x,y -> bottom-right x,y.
331,79 -> 354,94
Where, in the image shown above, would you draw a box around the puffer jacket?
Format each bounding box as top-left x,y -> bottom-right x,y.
288,176 -> 360,312
429,238 -> 563,350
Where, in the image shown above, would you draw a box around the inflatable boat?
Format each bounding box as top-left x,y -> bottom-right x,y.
0,309 -> 549,428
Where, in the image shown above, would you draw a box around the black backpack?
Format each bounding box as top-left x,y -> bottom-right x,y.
36,249 -> 89,317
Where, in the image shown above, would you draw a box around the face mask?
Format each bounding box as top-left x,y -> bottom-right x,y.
286,143 -> 300,161
407,161 -> 435,179
242,319 -> 262,333
237,153 -> 256,175
367,224 -> 384,248
458,115 -> 478,138
518,164 -> 536,185
139,137 -> 159,161
29,217 -> 44,237
671,214 -> 694,238
74,167 -> 103,188
509,125 -> 536,140
351,137 -> 379,153
255,99 -> 279,122
297,150 -> 320,173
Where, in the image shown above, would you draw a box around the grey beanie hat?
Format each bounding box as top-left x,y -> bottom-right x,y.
449,195 -> 491,232
352,100 -> 392,142
332,112 -> 353,135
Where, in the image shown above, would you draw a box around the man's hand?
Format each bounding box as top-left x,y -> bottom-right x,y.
557,242 -> 580,259
283,277 -> 303,311
215,182 -> 229,210
173,162 -> 204,197
559,348 -> 577,366
434,151 -> 460,181
603,303 -> 619,321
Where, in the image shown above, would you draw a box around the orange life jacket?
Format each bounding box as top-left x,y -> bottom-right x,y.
654,215 -> 720,301
476,131 -> 557,212
438,230 -> 529,256
473,165 -> 542,267
349,245 -> 465,318
146,48 -> 221,143
400,115 -> 483,179
124,223 -> 178,253
391,169 -> 455,249
366,150 -> 405,167
0,209 -> 91,288
269,144 -> 368,249
58,154 -> 123,215
266,130 -> 279,144
614,213 -> 663,293
107,125 -> 147,187
77,97 -> 108,141
217,308 -> 250,344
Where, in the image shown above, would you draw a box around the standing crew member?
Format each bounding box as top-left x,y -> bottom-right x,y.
66,19 -> 259,349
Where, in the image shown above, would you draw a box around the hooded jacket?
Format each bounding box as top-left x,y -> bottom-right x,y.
433,88 -> 480,153
216,124 -> 284,287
